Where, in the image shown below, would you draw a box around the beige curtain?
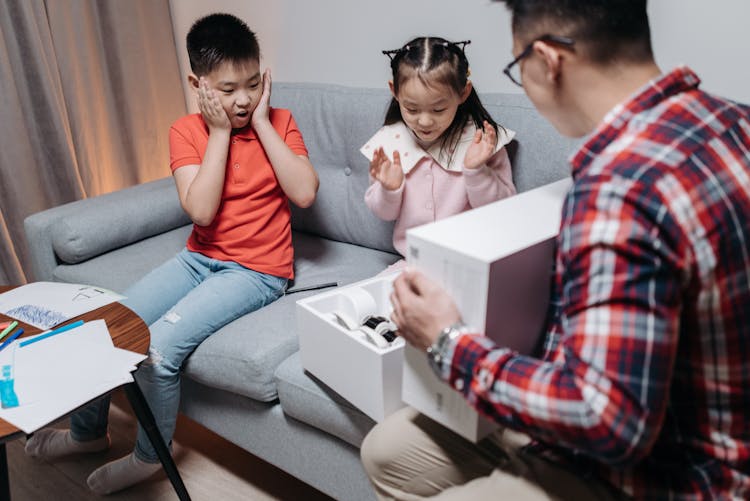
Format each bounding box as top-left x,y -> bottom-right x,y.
0,0 -> 186,284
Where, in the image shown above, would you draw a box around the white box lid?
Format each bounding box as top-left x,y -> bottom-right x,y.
406,177 -> 572,262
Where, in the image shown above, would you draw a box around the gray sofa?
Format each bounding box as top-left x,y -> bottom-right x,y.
23,82 -> 576,500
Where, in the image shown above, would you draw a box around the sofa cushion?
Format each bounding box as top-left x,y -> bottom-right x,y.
478,95 -> 578,192
182,297 -> 299,402
289,231 -> 399,290
53,225 -> 192,293
272,83 -> 398,255
182,232 -> 400,402
274,351 -> 376,448
51,177 -> 190,264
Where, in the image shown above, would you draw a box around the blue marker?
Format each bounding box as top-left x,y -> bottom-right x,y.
19,320 -> 85,348
0,365 -> 19,409
0,328 -> 24,352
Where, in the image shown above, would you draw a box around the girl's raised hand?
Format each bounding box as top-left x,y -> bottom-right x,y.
197,77 -> 231,132
251,68 -> 272,128
463,120 -> 498,170
369,147 -> 404,191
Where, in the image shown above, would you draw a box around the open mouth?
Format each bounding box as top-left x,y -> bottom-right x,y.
232,111 -> 250,127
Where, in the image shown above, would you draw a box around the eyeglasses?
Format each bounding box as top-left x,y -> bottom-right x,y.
502,35 -> 575,87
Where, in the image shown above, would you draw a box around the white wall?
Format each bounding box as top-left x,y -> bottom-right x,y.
170,0 -> 750,112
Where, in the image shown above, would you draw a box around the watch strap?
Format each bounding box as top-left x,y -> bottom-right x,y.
426,322 -> 466,372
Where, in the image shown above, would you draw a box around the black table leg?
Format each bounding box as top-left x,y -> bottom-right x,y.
123,382 -> 191,501
0,443 -> 9,501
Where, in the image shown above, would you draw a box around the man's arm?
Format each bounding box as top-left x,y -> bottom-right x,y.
392,177 -> 686,466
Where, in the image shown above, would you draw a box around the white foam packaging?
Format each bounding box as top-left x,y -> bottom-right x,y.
296,273 -> 406,422
402,177 -> 572,441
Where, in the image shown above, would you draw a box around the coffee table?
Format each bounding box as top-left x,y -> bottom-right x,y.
0,286 -> 191,500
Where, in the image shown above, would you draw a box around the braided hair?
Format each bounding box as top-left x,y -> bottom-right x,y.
383,37 -> 500,163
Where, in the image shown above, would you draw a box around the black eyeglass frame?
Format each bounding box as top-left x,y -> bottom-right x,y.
502,35 -> 575,87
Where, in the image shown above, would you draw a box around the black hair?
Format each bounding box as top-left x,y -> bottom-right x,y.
383,37 -> 500,164
495,0 -> 653,65
186,13 -> 260,76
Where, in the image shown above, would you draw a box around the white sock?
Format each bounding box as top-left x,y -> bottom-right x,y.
25,429 -> 110,460
86,452 -> 161,494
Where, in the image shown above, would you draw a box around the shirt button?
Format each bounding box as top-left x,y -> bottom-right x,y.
344,167 -> 352,176
234,163 -> 240,169
477,369 -> 491,391
232,139 -> 237,144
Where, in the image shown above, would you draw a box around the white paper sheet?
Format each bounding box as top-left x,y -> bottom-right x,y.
0,282 -> 125,329
0,320 -> 146,433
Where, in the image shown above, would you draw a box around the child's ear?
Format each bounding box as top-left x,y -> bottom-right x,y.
188,74 -> 200,92
388,80 -> 397,100
460,81 -> 473,103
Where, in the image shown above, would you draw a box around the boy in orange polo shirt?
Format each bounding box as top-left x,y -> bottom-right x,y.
25,13 -> 319,494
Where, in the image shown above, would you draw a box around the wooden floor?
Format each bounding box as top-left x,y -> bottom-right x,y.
6,390 -> 334,500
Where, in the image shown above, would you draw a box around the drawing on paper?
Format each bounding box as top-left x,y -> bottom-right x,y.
0,281 -> 125,330
72,286 -> 106,302
5,305 -> 67,330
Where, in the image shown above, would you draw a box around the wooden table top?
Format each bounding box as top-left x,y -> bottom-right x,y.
0,285 -> 149,438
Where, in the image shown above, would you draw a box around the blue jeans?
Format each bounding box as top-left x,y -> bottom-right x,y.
70,248 -> 287,462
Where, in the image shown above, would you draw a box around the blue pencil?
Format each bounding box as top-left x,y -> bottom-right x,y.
0,328 -> 24,352
19,320 -> 85,348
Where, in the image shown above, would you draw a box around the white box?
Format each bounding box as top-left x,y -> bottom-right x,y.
403,177 -> 572,441
296,274 -> 406,422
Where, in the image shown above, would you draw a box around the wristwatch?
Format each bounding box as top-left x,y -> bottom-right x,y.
426,322 -> 467,371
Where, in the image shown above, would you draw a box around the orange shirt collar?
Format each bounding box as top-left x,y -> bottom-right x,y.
232,124 -> 257,140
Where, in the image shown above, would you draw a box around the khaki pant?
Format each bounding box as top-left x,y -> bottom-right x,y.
361,407 -> 623,500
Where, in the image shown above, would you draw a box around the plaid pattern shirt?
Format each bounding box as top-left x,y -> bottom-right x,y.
435,67 -> 750,499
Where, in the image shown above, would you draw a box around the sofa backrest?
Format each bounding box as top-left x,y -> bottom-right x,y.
271,82 -> 577,254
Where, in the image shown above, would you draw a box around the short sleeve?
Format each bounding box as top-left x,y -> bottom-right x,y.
280,112 -> 308,157
169,118 -> 203,172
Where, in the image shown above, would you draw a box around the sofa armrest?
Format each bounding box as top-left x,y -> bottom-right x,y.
23,176 -> 190,281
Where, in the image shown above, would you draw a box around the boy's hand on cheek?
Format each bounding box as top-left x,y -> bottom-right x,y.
198,78 -> 231,132
369,148 -> 404,191
251,68 -> 272,129
464,120 -> 498,170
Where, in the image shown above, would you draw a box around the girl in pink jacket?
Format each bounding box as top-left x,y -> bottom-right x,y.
362,37 -> 516,271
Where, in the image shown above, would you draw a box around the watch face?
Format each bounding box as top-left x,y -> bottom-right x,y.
428,324 -> 466,370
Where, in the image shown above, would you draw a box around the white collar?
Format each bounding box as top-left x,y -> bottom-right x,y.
360,122 -> 515,174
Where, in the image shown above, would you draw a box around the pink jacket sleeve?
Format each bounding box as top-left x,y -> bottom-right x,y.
364,178 -> 405,222
462,147 -> 516,208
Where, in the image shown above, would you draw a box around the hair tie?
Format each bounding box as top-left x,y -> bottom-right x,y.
453,40 -> 471,51
382,39 -> 472,62
382,48 -> 403,61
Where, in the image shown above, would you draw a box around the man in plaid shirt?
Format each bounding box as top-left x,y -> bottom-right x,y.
361,1 -> 750,499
